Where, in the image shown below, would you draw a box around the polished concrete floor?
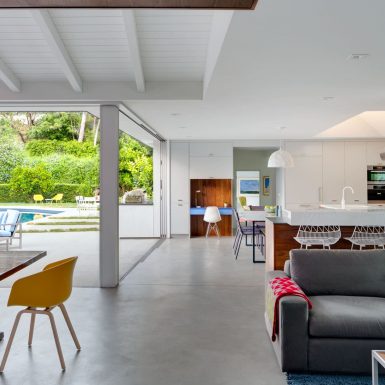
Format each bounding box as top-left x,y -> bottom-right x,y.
0,232 -> 159,287
0,237 -> 286,385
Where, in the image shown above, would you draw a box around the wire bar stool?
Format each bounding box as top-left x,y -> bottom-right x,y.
294,225 -> 341,249
345,226 -> 385,250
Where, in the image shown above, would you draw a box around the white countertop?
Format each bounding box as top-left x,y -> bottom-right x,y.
283,204 -> 385,226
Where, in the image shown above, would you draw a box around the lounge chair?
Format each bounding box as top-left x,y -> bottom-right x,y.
0,210 -> 22,251
45,193 -> 63,204
33,194 -> 44,204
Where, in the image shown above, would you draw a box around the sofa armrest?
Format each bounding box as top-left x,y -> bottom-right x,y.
279,296 -> 309,372
265,270 -> 309,372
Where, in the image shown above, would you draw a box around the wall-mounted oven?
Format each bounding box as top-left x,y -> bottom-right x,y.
367,166 -> 385,201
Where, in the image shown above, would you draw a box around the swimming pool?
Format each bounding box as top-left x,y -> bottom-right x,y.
0,208 -> 63,224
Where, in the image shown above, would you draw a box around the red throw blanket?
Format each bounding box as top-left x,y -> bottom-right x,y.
266,277 -> 312,341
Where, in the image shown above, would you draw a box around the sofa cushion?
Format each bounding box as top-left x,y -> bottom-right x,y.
309,295 -> 385,339
290,249 -> 385,296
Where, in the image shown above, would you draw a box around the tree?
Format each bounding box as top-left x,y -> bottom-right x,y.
0,112 -> 38,143
119,133 -> 153,197
78,112 -> 87,142
0,142 -> 24,183
28,112 -> 81,141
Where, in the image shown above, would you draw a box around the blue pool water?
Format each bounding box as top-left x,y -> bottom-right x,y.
0,208 -> 63,224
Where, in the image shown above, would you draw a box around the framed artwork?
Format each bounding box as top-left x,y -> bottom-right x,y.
263,176 -> 271,196
238,177 -> 260,196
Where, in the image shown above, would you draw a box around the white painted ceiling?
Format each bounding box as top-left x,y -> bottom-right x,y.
1,2 -> 385,140
128,0 -> 385,140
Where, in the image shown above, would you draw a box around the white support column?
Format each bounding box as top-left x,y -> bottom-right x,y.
99,105 -> 119,288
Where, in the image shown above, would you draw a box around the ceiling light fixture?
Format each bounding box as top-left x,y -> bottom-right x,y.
348,53 -> 369,61
268,127 -> 294,168
322,96 -> 335,101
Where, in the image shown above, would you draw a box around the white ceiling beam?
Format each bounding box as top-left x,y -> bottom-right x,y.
30,10 -> 83,92
203,11 -> 233,97
122,10 -> 145,93
0,58 -> 20,92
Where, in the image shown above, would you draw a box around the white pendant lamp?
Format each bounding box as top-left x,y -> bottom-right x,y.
268,128 -> 294,168
268,148 -> 294,168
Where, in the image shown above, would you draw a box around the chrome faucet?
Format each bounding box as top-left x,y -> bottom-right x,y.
341,186 -> 354,209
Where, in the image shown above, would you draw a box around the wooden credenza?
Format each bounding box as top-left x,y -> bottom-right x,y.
190,179 -> 232,237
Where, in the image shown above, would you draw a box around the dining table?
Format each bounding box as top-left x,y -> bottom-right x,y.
0,250 -> 47,340
240,211 -> 275,263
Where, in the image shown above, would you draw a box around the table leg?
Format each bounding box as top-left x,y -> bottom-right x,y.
252,221 -> 265,264
253,222 -> 256,263
372,353 -> 379,385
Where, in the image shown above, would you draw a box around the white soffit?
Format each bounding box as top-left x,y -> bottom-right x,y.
318,111 -> 385,138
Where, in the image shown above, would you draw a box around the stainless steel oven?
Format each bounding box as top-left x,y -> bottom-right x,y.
367,166 -> 385,201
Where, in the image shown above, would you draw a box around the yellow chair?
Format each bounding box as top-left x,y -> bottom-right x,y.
45,193 -> 63,204
33,194 -> 44,204
238,196 -> 250,210
0,257 -> 80,372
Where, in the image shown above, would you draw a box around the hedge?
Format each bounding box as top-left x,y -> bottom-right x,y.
0,183 -> 95,203
0,184 -> 12,202
50,183 -> 95,202
26,139 -> 97,157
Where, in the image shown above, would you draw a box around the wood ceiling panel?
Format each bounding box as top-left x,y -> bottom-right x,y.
0,0 -> 258,10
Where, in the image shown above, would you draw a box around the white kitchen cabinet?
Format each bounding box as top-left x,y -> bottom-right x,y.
189,142 -> 233,157
189,156 -> 233,179
345,142 -> 367,204
285,142 -> 323,205
366,142 -> 385,166
170,142 -> 190,235
322,142 -> 345,204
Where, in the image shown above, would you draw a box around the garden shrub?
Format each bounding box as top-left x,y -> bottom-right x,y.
50,183 -> 94,202
0,184 -> 12,202
26,139 -> 97,157
0,142 -> 24,183
44,155 -> 99,187
9,164 -> 55,202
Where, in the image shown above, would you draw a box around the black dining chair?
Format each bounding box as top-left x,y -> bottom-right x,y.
248,205 -> 266,253
233,209 -> 261,259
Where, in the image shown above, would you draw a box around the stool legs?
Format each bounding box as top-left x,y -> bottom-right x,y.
0,310 -> 23,372
0,305 -> 80,372
206,222 -> 220,238
28,312 -> 36,347
59,304 -> 81,350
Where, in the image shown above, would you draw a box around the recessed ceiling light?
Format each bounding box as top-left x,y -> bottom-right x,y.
348,53 -> 370,61
322,96 -> 335,101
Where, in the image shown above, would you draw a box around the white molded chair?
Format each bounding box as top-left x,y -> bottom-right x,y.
203,207 -> 222,238
0,210 -> 22,251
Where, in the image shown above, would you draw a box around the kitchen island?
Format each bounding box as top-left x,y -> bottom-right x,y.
265,204 -> 385,271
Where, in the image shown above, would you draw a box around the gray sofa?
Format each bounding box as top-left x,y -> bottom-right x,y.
266,249 -> 385,374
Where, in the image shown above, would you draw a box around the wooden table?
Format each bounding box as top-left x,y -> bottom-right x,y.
0,251 -> 46,339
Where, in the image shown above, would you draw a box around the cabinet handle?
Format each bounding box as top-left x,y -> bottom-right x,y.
354,199 -> 360,202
